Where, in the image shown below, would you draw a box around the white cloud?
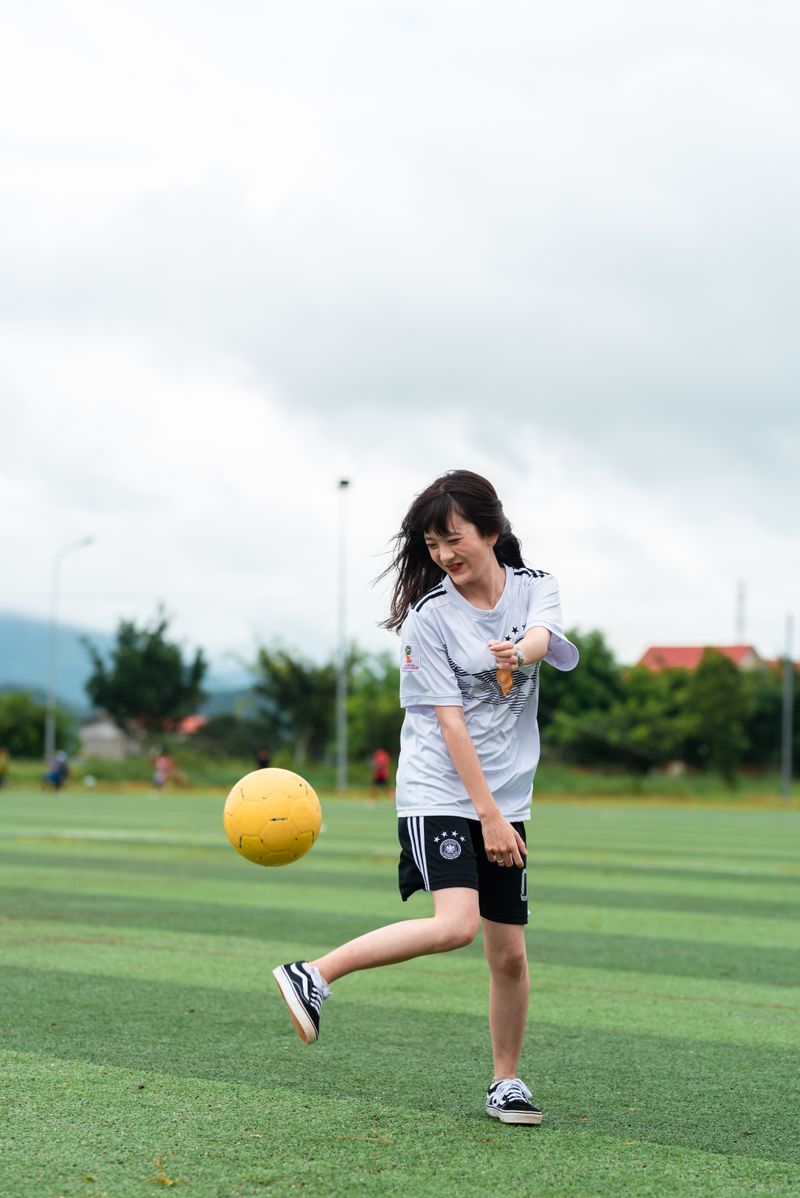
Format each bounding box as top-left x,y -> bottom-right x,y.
1,0 -> 798,672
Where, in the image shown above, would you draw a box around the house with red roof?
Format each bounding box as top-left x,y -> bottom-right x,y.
636,645 -> 763,673
177,713 -> 208,735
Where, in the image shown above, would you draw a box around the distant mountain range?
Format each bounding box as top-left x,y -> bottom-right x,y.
0,612 -> 254,715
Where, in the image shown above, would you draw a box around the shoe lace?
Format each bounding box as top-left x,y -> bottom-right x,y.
492,1078 -> 532,1105
307,964 -> 331,1001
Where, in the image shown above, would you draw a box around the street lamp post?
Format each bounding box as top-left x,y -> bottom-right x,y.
336,480 -> 350,791
44,536 -> 95,762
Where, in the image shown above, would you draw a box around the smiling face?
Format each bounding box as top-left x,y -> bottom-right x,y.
424,512 -> 501,595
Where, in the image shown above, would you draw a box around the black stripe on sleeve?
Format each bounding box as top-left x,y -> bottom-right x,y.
413,587 -> 447,612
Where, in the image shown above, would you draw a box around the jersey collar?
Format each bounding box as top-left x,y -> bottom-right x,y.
441,564 -> 511,617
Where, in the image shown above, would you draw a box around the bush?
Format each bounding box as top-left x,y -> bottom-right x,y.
0,692 -> 76,758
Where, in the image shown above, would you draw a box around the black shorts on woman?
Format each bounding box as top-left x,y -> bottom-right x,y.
398,815 -> 528,925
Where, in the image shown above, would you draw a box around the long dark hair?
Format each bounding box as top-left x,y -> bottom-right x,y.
378,470 -> 524,631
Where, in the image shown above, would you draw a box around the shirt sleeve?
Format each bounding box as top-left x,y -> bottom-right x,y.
527,574 -> 580,672
398,607 -> 463,708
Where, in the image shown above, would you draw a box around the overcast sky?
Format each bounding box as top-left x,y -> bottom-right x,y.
2,0 -> 798,676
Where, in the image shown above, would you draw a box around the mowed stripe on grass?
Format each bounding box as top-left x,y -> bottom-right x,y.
0,791 -> 798,1198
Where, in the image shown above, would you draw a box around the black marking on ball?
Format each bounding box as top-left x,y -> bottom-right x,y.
270,817 -> 288,821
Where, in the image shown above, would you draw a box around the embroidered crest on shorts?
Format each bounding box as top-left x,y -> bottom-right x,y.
438,836 -> 462,860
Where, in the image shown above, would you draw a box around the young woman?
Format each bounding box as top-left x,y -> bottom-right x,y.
274,470 -> 578,1125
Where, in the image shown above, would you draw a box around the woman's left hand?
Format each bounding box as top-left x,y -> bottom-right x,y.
488,640 -> 518,669
481,812 -> 528,868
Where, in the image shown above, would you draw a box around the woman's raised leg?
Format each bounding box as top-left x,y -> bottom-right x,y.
311,887 -> 480,983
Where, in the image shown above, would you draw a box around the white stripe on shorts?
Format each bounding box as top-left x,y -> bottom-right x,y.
407,816 -> 430,890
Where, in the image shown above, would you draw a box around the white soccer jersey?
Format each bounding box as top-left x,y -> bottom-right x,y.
396,566 -> 579,821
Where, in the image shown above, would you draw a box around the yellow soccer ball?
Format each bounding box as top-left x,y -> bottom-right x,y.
223,768 -> 322,867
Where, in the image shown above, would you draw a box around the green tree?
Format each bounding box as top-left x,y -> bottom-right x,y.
741,665 -> 800,772
548,666 -> 696,772
348,651 -> 404,763
83,606 -> 207,734
0,692 -> 76,758
741,668 -> 782,769
190,714 -> 273,761
251,646 -> 338,763
538,628 -> 624,731
685,649 -> 751,785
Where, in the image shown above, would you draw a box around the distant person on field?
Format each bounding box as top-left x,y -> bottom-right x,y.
256,746 -> 272,771
369,746 -> 392,798
44,750 -> 69,791
0,746 -> 9,788
152,751 -> 173,793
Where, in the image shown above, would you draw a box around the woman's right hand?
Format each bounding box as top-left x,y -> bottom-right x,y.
481,813 -> 527,868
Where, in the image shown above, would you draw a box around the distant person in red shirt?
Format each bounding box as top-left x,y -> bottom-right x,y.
370,747 -> 392,798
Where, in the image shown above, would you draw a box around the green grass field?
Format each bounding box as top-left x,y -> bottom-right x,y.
0,790 -> 798,1198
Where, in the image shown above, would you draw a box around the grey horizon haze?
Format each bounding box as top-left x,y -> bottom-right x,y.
1,1 -> 798,676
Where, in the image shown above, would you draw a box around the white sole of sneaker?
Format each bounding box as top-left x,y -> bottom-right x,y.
272,966 -> 318,1044
486,1106 -> 543,1126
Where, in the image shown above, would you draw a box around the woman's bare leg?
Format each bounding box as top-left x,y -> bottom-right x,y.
310,888 -> 480,983
482,919 -> 529,1080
